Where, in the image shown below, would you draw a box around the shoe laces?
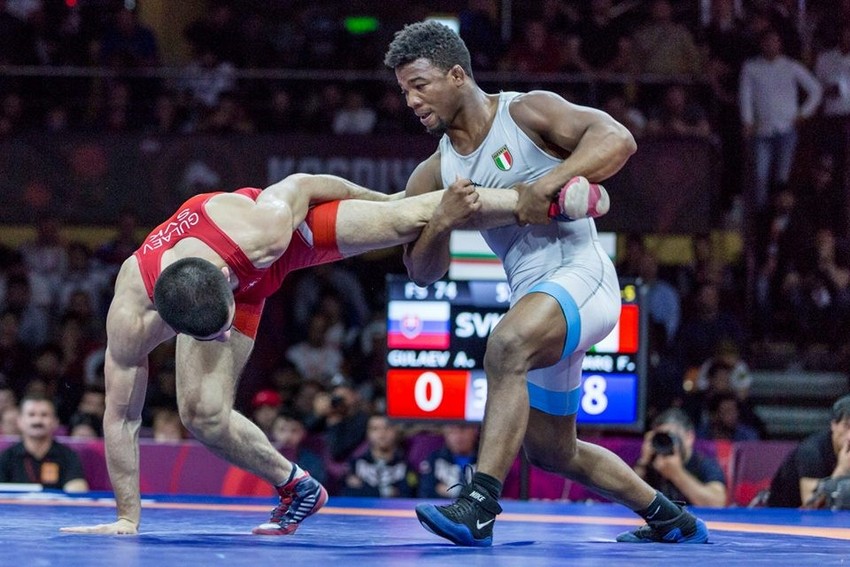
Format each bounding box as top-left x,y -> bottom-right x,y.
269,487 -> 295,524
439,465 -> 501,521
444,463 -> 476,497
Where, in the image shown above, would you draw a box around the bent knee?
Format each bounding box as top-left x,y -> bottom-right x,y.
484,326 -> 536,371
178,403 -> 228,438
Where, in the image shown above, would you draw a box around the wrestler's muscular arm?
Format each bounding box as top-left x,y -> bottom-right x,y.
511,91 -> 637,225
402,153 -> 468,286
400,153 -> 520,286
61,264 -> 172,534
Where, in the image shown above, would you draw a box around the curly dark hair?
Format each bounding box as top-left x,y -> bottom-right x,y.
384,20 -> 473,79
153,257 -> 233,337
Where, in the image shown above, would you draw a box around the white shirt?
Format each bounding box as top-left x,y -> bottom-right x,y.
739,55 -> 822,136
815,48 -> 850,116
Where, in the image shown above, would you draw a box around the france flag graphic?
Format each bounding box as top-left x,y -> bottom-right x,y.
387,301 -> 451,349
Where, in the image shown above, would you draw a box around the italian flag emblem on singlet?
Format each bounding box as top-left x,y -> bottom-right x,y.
492,145 -> 513,171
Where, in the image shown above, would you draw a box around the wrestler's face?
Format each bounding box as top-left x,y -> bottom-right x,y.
395,58 -> 465,136
193,300 -> 236,343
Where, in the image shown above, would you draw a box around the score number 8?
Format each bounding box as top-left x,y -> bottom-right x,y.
580,374 -> 609,415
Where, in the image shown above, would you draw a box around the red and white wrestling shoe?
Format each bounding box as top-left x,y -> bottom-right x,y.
252,468 -> 328,535
548,176 -> 610,221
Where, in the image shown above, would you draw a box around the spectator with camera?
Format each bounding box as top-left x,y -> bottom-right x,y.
633,408 -> 727,507
767,394 -> 850,509
305,379 -> 369,464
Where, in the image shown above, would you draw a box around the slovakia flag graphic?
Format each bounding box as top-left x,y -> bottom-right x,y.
387,301 -> 451,349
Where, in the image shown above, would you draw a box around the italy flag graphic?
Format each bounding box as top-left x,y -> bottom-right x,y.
589,304 -> 639,354
492,145 -> 513,171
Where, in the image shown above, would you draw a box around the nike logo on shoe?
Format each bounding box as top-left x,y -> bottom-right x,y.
476,518 -> 494,529
469,491 -> 487,502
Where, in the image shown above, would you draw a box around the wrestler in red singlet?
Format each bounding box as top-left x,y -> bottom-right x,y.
133,187 -> 342,339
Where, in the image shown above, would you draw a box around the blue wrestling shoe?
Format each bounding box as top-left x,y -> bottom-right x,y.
616,506 -> 709,543
252,469 -> 328,535
415,483 -> 503,547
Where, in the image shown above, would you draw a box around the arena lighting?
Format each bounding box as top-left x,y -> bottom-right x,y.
344,16 -> 379,35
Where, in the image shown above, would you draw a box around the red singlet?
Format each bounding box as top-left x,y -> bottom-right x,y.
133,187 -> 343,339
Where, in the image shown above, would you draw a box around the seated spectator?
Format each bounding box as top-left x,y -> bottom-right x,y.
342,414 -> 415,497
579,0 -> 628,70
0,311 -> 32,398
332,89 -> 376,135
458,0 -> 505,71
151,407 -> 186,442
197,91 -> 256,134
632,0 -> 702,76
418,423 -> 479,498
18,214 -> 67,311
638,250 -> 681,347
94,208 -> 141,279
306,380 -> 369,463
600,91 -> 647,138
633,408 -> 727,507
780,228 -> 850,350
0,394 -> 88,492
3,274 -> 50,350
0,404 -> 19,436
768,394 -> 850,509
675,281 -> 746,372
270,410 -> 326,486
75,387 -> 106,422
690,354 -> 765,437
696,392 -> 760,442
500,19 -> 563,73
645,84 -> 712,138
250,389 -> 282,439
0,378 -> 16,420
285,311 -> 344,384
68,412 -> 102,439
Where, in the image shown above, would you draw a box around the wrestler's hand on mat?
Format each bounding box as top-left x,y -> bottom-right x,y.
436,177 -> 481,229
60,518 -> 139,535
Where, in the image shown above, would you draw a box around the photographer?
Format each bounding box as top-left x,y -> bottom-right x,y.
633,408 -> 727,507
767,394 -> 850,509
306,380 -> 369,463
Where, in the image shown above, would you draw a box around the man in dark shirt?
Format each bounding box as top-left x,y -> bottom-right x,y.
342,414 -> 415,498
0,394 -> 88,492
634,408 -> 728,507
418,424 -> 479,499
768,394 -> 850,508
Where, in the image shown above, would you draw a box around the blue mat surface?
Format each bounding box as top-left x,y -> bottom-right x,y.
2,492 -> 849,567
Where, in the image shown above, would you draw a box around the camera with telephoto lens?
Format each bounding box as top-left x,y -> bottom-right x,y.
651,432 -> 681,456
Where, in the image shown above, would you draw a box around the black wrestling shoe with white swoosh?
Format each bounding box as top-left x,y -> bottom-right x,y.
415,482 -> 503,547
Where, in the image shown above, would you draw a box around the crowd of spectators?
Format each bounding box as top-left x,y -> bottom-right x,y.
0,0 -> 848,504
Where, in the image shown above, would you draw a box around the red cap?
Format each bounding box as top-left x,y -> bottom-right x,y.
252,389 -> 282,409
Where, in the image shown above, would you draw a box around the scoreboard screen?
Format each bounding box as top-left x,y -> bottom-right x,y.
384,275 -> 647,431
